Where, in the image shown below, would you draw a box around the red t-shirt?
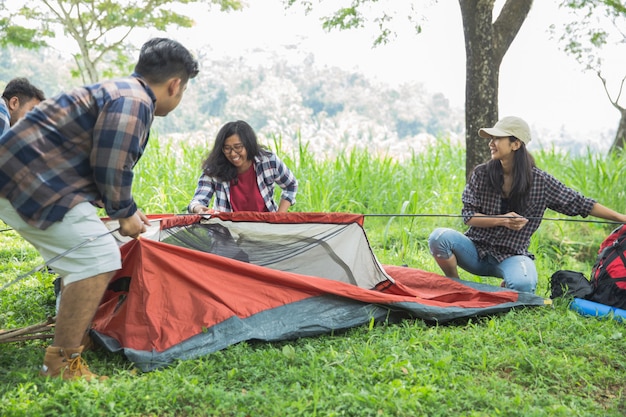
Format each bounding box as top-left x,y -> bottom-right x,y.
230,165 -> 268,212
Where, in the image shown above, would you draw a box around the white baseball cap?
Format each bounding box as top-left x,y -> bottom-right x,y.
478,116 -> 531,145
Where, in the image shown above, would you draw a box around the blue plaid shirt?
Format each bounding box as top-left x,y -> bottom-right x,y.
0,75 -> 155,230
189,151 -> 298,213
462,164 -> 596,262
0,99 -> 10,137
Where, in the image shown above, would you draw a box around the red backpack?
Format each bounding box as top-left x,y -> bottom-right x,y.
589,225 -> 626,309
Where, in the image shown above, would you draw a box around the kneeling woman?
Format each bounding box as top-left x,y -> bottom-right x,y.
188,120 -> 297,213
428,116 -> 626,294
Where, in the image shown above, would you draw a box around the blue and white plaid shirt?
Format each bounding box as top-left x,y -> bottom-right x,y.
189,151 -> 298,213
0,99 -> 10,137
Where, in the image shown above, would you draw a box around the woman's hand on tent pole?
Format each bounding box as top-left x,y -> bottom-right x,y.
118,211 -> 151,239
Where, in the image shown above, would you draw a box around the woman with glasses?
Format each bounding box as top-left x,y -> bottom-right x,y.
188,120 -> 298,213
427,116 -> 626,294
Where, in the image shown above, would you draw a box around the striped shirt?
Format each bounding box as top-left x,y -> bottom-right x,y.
462,164 -> 596,262
189,151 -> 298,213
0,75 -> 155,230
0,99 -> 10,137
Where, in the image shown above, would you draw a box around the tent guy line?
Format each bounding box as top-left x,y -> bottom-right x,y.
0,227 -> 120,293
0,213 -> 621,292
0,217 -> 170,292
1,214 -> 622,235
191,212 -> 624,225
362,213 -> 625,225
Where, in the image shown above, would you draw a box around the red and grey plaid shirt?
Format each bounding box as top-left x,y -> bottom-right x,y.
0,75 -> 155,230
462,163 -> 595,262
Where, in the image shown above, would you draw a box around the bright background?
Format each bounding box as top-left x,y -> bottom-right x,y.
165,0 -> 623,151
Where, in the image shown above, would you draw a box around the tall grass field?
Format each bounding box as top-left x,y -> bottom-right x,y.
1,137 -> 625,416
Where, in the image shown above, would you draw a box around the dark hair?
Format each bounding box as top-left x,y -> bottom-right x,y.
202,120 -> 267,182
134,38 -> 199,84
2,77 -> 45,102
485,136 -> 536,213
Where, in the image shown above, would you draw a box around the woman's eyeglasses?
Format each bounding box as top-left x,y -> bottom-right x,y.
222,143 -> 245,154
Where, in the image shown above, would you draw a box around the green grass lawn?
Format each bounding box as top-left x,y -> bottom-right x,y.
1,138 -> 625,416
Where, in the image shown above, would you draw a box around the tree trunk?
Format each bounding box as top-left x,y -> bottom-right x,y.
458,0 -> 533,179
609,107 -> 626,154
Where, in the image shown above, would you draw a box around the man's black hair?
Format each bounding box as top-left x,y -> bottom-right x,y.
134,38 -> 199,84
2,77 -> 45,102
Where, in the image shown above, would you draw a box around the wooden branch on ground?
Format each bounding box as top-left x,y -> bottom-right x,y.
0,316 -> 56,344
0,333 -> 55,343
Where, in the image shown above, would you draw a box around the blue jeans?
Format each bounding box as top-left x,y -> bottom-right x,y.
428,227 -> 538,293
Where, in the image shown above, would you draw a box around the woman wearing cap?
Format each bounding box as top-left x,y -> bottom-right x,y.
428,116 -> 626,293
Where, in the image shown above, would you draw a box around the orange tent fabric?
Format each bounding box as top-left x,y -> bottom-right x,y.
91,213 -> 546,371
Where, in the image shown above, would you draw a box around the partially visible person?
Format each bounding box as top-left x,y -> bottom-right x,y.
188,120 -> 298,214
428,116 -> 626,294
0,37 -> 199,380
0,77 -> 46,135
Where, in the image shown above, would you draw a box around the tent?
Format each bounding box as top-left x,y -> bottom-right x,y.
91,212 -> 547,371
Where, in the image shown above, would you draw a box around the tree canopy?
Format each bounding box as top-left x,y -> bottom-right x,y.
0,0 -> 243,83
286,0 -> 533,177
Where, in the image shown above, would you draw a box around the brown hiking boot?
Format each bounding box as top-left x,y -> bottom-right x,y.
39,345 -> 108,381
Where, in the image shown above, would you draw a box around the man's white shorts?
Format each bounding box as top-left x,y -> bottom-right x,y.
0,199 -> 122,285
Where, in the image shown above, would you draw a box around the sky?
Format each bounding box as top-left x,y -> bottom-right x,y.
151,1 -> 624,149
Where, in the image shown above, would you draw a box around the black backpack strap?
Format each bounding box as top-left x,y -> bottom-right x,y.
592,233 -> 626,284
597,234 -> 626,268
594,246 -> 626,285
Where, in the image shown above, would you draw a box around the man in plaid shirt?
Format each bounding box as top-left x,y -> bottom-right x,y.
428,116 -> 626,294
0,38 -> 198,380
